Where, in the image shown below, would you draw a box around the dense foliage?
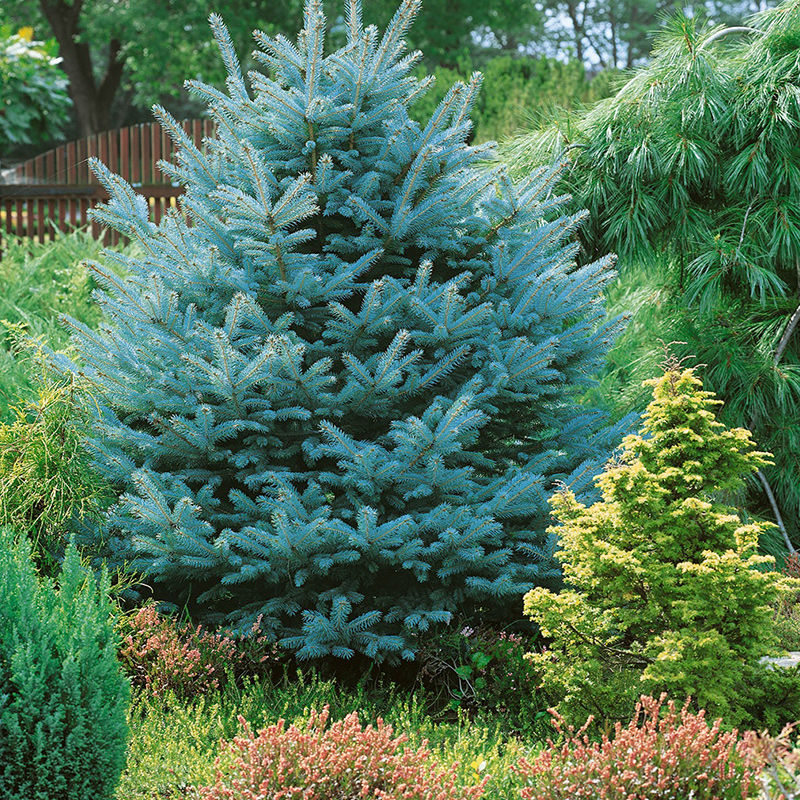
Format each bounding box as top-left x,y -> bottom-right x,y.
410,56 -> 617,143
59,0 -> 628,661
0,231 -> 114,420
0,25 -> 71,156
0,378 -> 112,574
505,0 -> 800,553
524,363 -> 793,726
194,706 -> 488,800
0,526 -> 129,800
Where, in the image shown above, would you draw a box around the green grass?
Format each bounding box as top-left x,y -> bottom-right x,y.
0,229 -> 127,421
116,671 -> 537,800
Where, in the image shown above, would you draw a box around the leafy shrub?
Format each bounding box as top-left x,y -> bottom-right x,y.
0,25 -> 71,156
117,602 -> 281,697
192,705 -> 488,800
514,694 -> 759,800
61,0 -> 628,661
416,623 -> 548,735
524,362 -> 792,726
0,526 -> 129,800
409,56 -> 617,143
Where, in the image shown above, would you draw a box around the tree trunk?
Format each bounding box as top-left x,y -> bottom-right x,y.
39,0 -> 126,137
566,1 -> 585,63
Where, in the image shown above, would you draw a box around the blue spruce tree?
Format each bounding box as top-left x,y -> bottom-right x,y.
59,0 -> 629,660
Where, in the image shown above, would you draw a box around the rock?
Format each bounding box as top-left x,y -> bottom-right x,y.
760,652 -> 800,670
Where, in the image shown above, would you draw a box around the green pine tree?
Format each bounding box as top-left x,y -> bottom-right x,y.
0,527 -> 130,799
505,0 -> 800,555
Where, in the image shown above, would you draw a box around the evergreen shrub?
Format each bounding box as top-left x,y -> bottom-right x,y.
0,375 -> 111,574
0,526 -> 130,800
192,705 -> 488,800
61,0 -> 628,661
524,362 -> 795,726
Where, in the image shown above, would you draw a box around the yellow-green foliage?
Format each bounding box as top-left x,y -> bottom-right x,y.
524,364 -> 793,727
409,57 -> 616,143
0,374 -> 111,572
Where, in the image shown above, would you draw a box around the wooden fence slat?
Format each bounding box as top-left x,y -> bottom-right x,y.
121,125 -> 132,184
36,198 -> 45,243
45,149 -> 56,182
56,144 -> 65,185
99,132 -> 109,180
1,119 -> 215,253
66,141 -> 76,183
33,154 -> 45,181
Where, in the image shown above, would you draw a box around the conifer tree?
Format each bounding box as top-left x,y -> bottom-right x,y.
59,0 -> 628,660
524,362 -> 788,725
505,1 -> 800,553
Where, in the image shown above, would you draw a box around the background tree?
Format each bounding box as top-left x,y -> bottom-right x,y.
536,0 -> 776,70
0,24 -> 71,160
505,0 -> 800,554
2,0 -> 542,139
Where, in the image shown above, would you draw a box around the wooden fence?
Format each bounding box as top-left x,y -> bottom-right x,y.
0,119 -> 215,251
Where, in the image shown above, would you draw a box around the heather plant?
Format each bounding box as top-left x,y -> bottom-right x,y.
0,526 -> 129,800
524,362 -> 793,725
117,601 -> 281,697
192,705 -> 488,800
116,670 -> 529,800
60,0 -> 628,660
747,723 -> 800,799
513,694 -> 760,800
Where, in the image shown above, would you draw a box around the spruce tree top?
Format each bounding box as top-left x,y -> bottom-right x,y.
61,0 -> 627,661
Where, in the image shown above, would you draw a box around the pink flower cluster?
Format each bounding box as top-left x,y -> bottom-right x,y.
117,603 -> 279,697
194,706 -> 488,800
515,694 -> 759,800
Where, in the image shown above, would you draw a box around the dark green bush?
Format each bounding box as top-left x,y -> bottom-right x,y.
415,623 -> 549,736
0,526 -> 130,800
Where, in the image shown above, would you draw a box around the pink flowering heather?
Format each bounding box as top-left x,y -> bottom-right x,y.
514,694 -> 761,800
117,602 -> 279,697
193,706 -> 488,800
